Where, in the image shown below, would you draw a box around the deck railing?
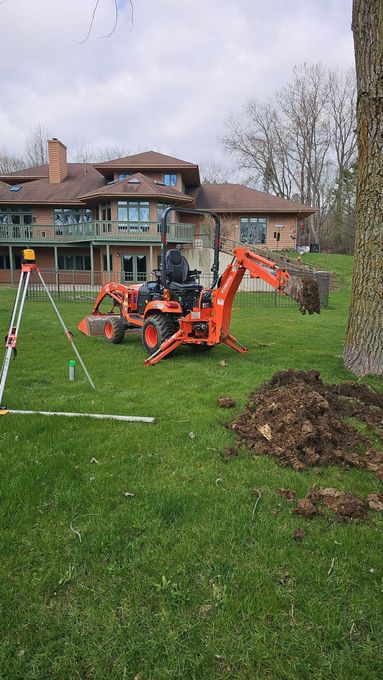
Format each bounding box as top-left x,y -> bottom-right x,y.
0,221 -> 195,244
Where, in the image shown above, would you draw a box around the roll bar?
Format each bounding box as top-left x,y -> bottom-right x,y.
160,207 -> 221,288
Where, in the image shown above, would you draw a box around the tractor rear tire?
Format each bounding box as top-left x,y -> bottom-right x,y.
142,314 -> 178,355
104,316 -> 125,344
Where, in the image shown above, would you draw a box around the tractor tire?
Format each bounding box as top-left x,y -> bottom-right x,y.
142,314 -> 178,355
104,316 -> 125,344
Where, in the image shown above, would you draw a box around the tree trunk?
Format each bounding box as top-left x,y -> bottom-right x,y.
343,0 -> 383,376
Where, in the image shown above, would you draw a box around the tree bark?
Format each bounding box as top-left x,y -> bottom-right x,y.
343,0 -> 383,376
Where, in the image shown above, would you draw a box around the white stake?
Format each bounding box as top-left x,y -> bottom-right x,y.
5,409 -> 155,423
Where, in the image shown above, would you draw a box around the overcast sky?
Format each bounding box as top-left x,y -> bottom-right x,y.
0,0 -> 354,166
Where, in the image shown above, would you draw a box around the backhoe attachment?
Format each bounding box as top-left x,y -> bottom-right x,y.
285,275 -> 321,315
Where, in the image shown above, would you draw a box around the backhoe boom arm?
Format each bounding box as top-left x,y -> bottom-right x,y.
232,247 -> 290,293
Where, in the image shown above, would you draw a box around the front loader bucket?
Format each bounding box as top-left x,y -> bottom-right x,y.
286,276 -> 321,315
78,314 -> 114,337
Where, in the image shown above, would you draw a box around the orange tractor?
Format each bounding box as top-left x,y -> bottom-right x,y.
78,208 -> 320,365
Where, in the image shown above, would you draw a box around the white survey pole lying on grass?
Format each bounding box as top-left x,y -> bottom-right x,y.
5,409 -> 155,423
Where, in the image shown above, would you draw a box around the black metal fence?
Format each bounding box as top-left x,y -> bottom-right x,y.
14,268 -> 330,308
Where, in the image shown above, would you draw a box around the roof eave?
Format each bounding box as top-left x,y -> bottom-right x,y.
0,175 -> 49,185
77,191 -> 195,204
0,199 -> 85,205
192,206 -> 317,215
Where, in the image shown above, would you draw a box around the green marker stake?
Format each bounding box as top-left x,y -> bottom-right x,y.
69,360 -> 76,381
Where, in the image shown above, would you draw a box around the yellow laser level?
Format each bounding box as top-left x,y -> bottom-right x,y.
22,249 -> 35,263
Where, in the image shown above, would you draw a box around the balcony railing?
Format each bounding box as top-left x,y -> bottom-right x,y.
0,221 -> 195,244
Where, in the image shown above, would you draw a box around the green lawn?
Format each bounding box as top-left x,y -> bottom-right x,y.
0,254 -> 382,679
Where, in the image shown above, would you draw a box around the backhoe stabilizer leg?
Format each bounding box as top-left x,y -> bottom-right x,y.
144,330 -> 184,366
223,334 -> 248,353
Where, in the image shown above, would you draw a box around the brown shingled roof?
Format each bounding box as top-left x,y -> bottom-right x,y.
94,150 -> 200,186
0,164 -> 105,205
0,164 -> 49,185
189,184 -> 316,216
78,172 -> 194,205
95,150 -> 197,168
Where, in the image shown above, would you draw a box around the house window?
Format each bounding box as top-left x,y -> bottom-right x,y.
163,174 -> 177,187
99,202 -> 111,221
0,253 -> 10,269
54,208 -> 92,235
58,254 -> 91,270
122,253 -> 147,282
117,201 -> 150,231
0,206 -> 33,219
118,173 -> 130,181
0,206 -> 33,238
54,208 -> 92,224
240,217 -> 267,245
99,202 -> 112,233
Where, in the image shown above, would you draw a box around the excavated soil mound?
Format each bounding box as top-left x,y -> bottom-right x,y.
293,488 -> 383,521
227,370 -> 383,477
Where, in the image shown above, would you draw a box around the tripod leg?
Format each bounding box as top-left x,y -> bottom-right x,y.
37,271 -> 96,390
0,271 -> 30,406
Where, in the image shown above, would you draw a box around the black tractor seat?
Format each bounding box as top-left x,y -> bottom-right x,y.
168,280 -> 201,292
165,249 -> 201,292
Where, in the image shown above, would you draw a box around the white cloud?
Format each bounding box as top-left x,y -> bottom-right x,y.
0,0 -> 354,164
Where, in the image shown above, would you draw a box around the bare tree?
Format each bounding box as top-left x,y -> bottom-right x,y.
200,159 -> 232,184
223,64 -> 357,245
75,0 -> 133,44
343,0 -> 383,376
70,142 -> 131,163
24,123 -> 50,166
0,148 -> 26,188
0,149 -> 25,174
321,163 -> 357,253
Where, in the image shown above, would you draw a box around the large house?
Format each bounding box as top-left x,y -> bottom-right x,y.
0,139 -> 315,283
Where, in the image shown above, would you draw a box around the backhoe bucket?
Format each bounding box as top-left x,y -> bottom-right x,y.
285,276 -> 321,315
78,314 -> 113,337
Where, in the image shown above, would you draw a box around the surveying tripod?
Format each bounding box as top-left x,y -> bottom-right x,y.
0,249 -> 95,411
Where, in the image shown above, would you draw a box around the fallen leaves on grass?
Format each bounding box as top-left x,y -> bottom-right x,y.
366,492 -> 383,511
279,488 -> 297,501
258,424 -> 272,441
197,603 -> 213,616
217,396 -> 236,408
293,527 -> 306,541
222,446 -> 238,460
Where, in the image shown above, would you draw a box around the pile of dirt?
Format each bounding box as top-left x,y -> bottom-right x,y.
295,487 -> 368,520
227,370 -> 383,477
279,487 -> 383,522
292,487 -> 383,522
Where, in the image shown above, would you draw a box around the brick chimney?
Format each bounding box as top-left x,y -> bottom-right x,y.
48,138 -> 68,184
